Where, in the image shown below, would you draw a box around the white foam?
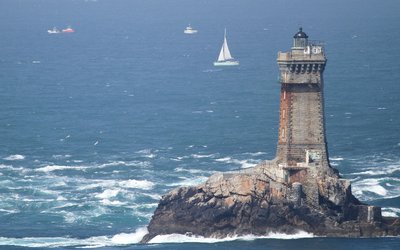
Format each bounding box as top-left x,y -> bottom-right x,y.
330,157 -> 344,161
77,179 -> 154,191
0,227 -> 148,248
0,164 -> 12,169
382,211 -> 398,217
111,227 -> 148,245
382,207 -> 400,217
349,164 -> 400,176
135,149 -> 157,158
244,152 -> 267,156
3,154 -> 25,161
215,157 -> 259,169
98,160 -> 149,168
191,153 -> 216,159
36,165 -> 86,172
352,178 -> 400,200
119,179 -> 155,190
149,231 -> 314,244
95,189 -> 120,199
100,199 -> 126,206
174,167 -> 215,175
166,176 -> 208,187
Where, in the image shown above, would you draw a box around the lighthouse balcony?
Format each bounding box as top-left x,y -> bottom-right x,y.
277,51 -> 326,62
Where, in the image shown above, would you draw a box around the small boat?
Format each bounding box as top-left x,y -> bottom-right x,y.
214,29 -> 239,66
184,25 -> 198,34
62,26 -> 75,33
47,27 -> 61,34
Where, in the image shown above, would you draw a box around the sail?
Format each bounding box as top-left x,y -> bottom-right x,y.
217,30 -> 234,62
222,36 -> 233,60
217,44 -> 225,61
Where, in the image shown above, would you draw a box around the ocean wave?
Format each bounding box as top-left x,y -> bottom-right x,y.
215,157 -> 259,169
166,176 -> 209,187
329,157 -> 344,161
52,154 -> 72,159
100,199 -> 126,206
3,154 -> 25,161
352,177 -> 400,201
244,152 -> 267,156
78,179 -> 154,191
174,167 -> 216,175
95,189 -> 121,199
191,153 -> 217,159
36,165 -> 87,172
348,164 -> 400,176
119,179 -> 154,190
135,149 -> 157,158
98,160 -> 151,168
382,207 -> 400,217
0,227 -> 148,248
148,230 -> 314,244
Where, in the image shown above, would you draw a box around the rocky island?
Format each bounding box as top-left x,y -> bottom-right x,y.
141,28 -> 400,243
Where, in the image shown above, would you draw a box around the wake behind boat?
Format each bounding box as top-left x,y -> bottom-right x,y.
214,29 -> 239,66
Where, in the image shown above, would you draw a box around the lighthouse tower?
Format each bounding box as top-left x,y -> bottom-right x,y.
276,28 -> 329,169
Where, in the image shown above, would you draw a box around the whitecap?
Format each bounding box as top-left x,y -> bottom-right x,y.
141,193 -> 162,200
215,157 -> 259,169
95,189 -> 120,199
352,178 -> 390,197
111,227 -> 148,245
348,164 -> 400,176
382,207 -> 400,217
3,154 -> 25,161
0,227 -> 148,248
330,157 -> 344,161
148,230 -> 314,244
100,199 -> 126,206
191,153 -> 216,159
244,152 -> 267,156
36,165 -> 86,172
135,149 -> 157,159
119,179 -> 155,190
52,154 -> 72,159
166,176 -> 208,187
174,167 -> 215,175
0,164 -> 12,169
0,208 -> 19,214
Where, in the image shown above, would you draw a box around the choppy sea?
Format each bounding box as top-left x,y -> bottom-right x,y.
0,0 -> 399,249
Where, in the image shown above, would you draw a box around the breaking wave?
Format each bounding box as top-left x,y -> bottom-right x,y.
148,231 -> 314,244
3,154 -> 25,161
0,227 -> 148,248
215,157 -> 260,169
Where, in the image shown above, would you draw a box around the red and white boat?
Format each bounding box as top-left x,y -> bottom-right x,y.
62,26 -> 75,33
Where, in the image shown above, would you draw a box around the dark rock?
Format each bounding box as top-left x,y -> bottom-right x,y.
141,160 -> 400,243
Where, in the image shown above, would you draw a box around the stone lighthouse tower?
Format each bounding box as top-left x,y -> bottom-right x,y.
276,28 -> 329,169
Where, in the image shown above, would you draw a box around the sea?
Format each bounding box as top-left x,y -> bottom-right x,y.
0,0 -> 399,249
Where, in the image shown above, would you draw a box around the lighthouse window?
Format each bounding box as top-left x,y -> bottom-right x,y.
282,109 -> 286,119
281,129 -> 285,138
283,91 -> 286,100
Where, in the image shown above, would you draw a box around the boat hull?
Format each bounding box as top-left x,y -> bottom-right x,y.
184,30 -> 198,34
213,60 -> 239,66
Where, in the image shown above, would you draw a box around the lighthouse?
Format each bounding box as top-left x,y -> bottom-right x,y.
276,28 -> 329,169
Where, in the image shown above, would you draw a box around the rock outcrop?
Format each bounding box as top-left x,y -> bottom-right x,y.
141,159 -> 400,242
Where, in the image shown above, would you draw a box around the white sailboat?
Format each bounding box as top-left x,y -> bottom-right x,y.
214,29 -> 239,66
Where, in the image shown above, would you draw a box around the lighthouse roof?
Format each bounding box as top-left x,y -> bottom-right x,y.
293,27 -> 308,39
